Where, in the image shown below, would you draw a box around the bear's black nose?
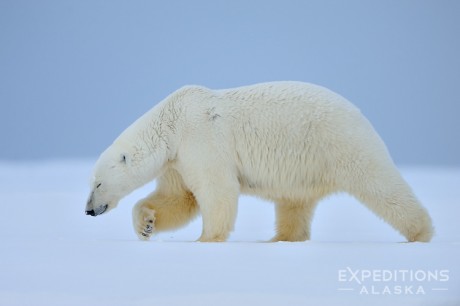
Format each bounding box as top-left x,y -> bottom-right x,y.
85,210 -> 96,216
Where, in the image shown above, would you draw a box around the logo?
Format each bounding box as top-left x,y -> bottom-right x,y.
337,267 -> 449,295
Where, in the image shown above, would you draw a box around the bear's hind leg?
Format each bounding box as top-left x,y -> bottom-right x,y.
272,198 -> 319,242
349,171 -> 433,242
132,191 -> 199,241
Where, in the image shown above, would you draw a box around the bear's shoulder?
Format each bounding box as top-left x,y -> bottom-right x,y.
173,85 -> 213,99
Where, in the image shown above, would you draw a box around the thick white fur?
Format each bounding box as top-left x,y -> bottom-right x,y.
90,81 -> 433,242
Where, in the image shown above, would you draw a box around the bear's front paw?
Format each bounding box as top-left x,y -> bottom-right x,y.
134,206 -> 156,241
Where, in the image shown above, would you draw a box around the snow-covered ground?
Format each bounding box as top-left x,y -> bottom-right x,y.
0,161 -> 458,306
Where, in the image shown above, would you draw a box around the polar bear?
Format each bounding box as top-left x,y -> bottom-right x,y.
85,81 -> 433,242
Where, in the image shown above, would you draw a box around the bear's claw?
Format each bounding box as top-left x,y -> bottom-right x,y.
139,224 -> 154,240
134,206 -> 156,241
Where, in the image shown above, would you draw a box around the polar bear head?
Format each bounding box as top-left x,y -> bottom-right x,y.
85,133 -> 168,217
85,94 -> 180,217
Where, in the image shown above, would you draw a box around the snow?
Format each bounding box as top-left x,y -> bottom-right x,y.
0,161 -> 459,305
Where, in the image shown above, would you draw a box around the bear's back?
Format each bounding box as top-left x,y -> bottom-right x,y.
210,82 -> 388,199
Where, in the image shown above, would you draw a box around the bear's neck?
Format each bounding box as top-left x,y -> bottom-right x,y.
124,94 -> 183,168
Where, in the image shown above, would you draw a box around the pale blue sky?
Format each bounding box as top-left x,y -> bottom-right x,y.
1,0 -> 459,165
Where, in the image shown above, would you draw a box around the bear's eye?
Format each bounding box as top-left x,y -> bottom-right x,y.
121,155 -> 127,164
96,183 -> 102,189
